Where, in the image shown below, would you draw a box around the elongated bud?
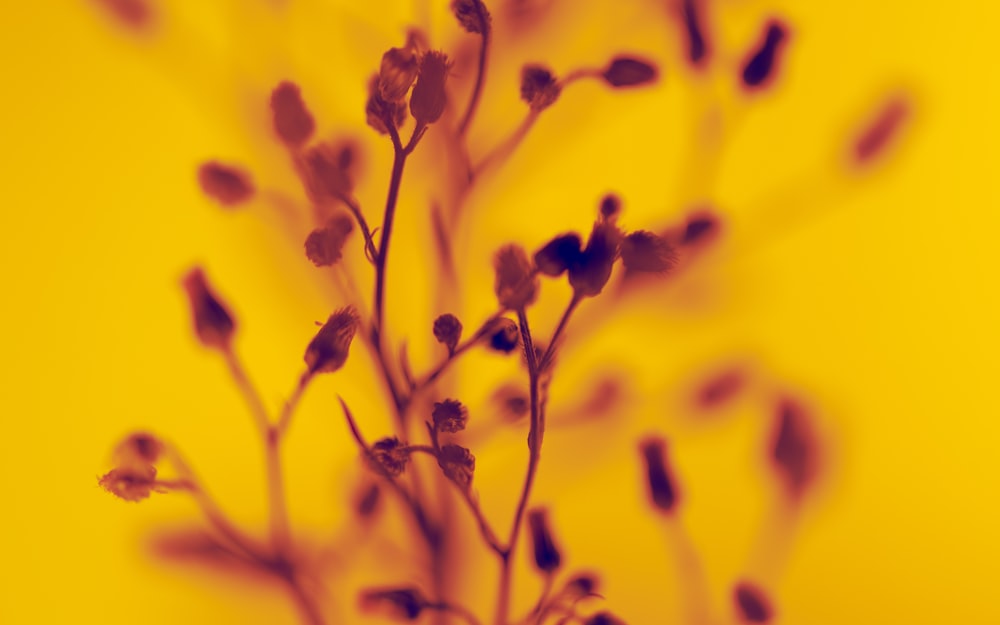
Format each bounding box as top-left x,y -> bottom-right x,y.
734,581 -> 773,623
182,268 -> 235,351
534,233 -> 582,277
528,508 -> 563,573
432,399 -> 468,433
568,221 -> 622,297
360,587 -> 426,621
197,161 -> 255,207
520,65 -> 560,112
304,215 -> 354,267
304,306 -> 359,374
366,75 -> 408,135
602,56 -> 659,88
494,244 -> 538,309
378,47 -> 419,102
621,230 -> 677,274
770,397 -> 818,499
432,313 -> 463,354
438,444 -> 475,488
639,436 -> 679,513
451,0 -> 491,34
270,81 -> 315,147
741,20 -> 788,89
410,51 -> 450,125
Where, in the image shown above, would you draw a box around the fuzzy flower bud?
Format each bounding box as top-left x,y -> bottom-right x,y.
114,432 -> 164,467
378,47 -> 419,103
568,221 -> 622,297
270,81 -> 315,147
304,215 -> 354,267
534,233 -> 582,277
520,65 -> 560,112
182,268 -> 235,351
366,75 -> 408,135
369,437 -> 410,477
621,230 -> 677,274
451,0 -> 491,34
432,399 -> 468,433
437,444 -> 475,489
487,317 -> 520,353
410,51 -> 450,125
527,508 -> 563,573
99,464 -> 158,502
197,161 -> 255,207
602,56 -> 659,88
494,244 -> 538,310
639,436 -> 679,513
432,313 -> 463,354
301,142 -> 354,203
304,306 -> 359,374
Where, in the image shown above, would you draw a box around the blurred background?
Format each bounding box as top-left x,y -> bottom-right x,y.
1,0 -> 998,623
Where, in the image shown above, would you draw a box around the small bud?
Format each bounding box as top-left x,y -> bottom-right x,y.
432,399 -> 468,433
432,313 -> 463,354
621,230 -> 677,274
492,384 -> 529,420
494,244 -> 538,309
534,233 -> 582,277
304,215 -> 354,267
487,317 -> 520,353
682,211 -> 719,245
356,482 -> 381,518
520,65 -> 560,112
583,612 -> 628,625
770,398 -> 818,499
565,573 -> 600,597
639,436 -> 679,513
741,20 -> 788,89
369,437 -> 410,477
680,0 -> 709,66
99,465 -> 158,502
437,444 -> 475,488
602,56 -> 659,88
197,161 -> 255,207
115,432 -> 164,467
182,268 -> 235,351
304,306 -> 359,374
360,587 -> 426,621
451,0 -> 491,34
410,51 -> 450,125
378,47 -> 419,102
301,143 -> 353,203
270,81 -> 315,147
366,75 -> 408,135
734,581 -> 773,623
599,194 -> 621,221
568,221 -> 622,298
527,508 -> 562,573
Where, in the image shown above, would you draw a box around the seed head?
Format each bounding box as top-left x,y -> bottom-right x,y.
621,230 -> 677,274
437,444 -> 475,489
527,508 -> 563,573
432,399 -> 468,433
451,0 -> 491,34
304,215 -> 354,267
494,244 -> 538,310
182,268 -> 235,351
432,313 -> 463,354
270,81 -> 315,147
378,46 -> 419,103
410,51 -> 450,125
534,233 -> 582,277
197,161 -> 255,207
369,437 -> 410,477
520,65 -> 560,112
602,56 -> 659,88
304,306 -> 359,374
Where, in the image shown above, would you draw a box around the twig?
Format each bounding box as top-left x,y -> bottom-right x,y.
276,370 -> 313,438
539,294 -> 582,372
413,309 -> 505,391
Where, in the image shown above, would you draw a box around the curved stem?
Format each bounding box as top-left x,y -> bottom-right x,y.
456,2 -> 491,138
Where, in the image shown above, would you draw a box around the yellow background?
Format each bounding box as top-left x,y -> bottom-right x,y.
1,0 -> 998,623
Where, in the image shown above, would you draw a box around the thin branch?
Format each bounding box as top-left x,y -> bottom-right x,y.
276,370 -> 313,438
286,575 -> 328,625
539,294 -> 582,372
413,309 -> 505,391
456,1 -> 491,138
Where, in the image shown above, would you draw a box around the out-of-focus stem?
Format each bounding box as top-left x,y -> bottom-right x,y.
539,294 -> 582,372
456,1 -> 491,138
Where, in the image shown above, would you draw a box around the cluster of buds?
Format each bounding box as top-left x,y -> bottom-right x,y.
367,34 -> 451,135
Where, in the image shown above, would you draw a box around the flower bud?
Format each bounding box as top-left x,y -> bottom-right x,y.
378,47 -> 419,102
487,317 -> 520,353
114,432 -> 164,467
304,215 -> 354,267
599,194 -> 621,221
366,75 -> 408,135
432,399 -> 468,433
304,306 -> 359,374
99,465 -> 158,502
301,142 -> 354,203
520,65 -> 560,112
734,581 -> 773,623
360,586 -> 426,621
451,0 -> 491,34
583,612 -> 628,625
568,221 -> 622,298
197,161 -> 255,207
770,398 -> 818,499
527,508 -> 562,573
621,230 -> 677,274
741,20 -> 788,89
534,233 -> 582,277
494,244 -> 538,309
432,313 -> 463,354
565,573 -> 600,598
602,56 -> 659,88
639,436 -> 679,513
410,51 -> 450,125
270,81 -> 315,147
437,444 -> 475,489
182,268 -> 235,351
369,437 -> 410,477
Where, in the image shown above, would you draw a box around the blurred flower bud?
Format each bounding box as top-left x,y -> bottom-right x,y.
356,482 -> 381,519
741,20 -> 788,89
114,432 -> 164,467
583,612 -> 628,625
568,221 -> 622,297
99,464 -> 158,502
366,75 -> 408,135
487,317 -> 520,353
734,581 -> 773,623
369,437 -> 410,477
602,56 -> 659,88
639,436 -> 679,513
360,586 -> 426,621
621,230 -> 677,274
599,194 -> 621,221
432,399 -> 468,433
534,233 -> 582,277
410,51 -> 450,125
378,47 -> 419,103
270,81 -> 315,147
304,215 -> 354,267
565,572 -> 600,598
438,444 -> 475,488
304,306 -> 359,374
432,313 -> 463,354
302,142 -> 354,203
770,397 -> 818,499
527,508 -> 562,573
682,211 -> 720,245
451,0 -> 490,34
494,244 -> 538,309
520,65 -> 560,112
197,161 -> 255,207
182,268 -> 235,351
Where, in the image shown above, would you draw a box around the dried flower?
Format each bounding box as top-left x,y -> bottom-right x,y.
639,436 -> 679,513
602,56 -> 659,88
304,306 -> 359,374
360,587 -> 426,621
432,399 -> 468,433
487,317 -> 520,353
378,47 -> 419,103
534,233 -> 582,277
734,581 -> 773,623
437,444 -> 475,488
99,464 -> 158,502
520,65 -> 560,112
270,81 -> 315,147
568,221 -> 622,297
369,437 -> 410,477
366,75 -> 408,135
304,215 -> 354,267
182,268 -> 235,351
451,0 -> 490,34
527,508 -> 562,573
410,51 -> 450,125
621,230 -> 677,274
197,161 -> 254,207
432,313 -> 463,354
494,244 -> 538,309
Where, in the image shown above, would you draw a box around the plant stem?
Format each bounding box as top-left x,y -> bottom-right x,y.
538,294 -> 582,372
456,1 -> 491,138
413,309 -> 505,391
286,575 -> 328,625
276,371 -> 313,438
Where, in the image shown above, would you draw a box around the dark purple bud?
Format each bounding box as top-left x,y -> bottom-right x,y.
520,65 -> 561,112
639,436 -> 679,513
197,161 -> 255,207
599,194 -> 621,221
378,46 -> 419,103
602,56 -> 659,88
741,20 -> 788,89
369,437 -> 410,477
487,318 -> 520,353
527,508 -> 563,573
534,233 -> 583,277
451,0 -> 491,34
432,313 -> 463,354
182,268 -> 235,351
568,221 -> 622,297
682,211 -> 719,245
304,215 -> 354,267
583,612 -> 628,625
854,97 -> 909,163
270,81 -> 315,147
304,307 -> 359,374
437,444 -> 475,488
770,397 -> 818,499
621,230 -> 677,274
734,581 -> 773,623
366,75 -> 408,135
565,572 -> 600,597
494,244 -> 538,309
410,51 -> 450,125
432,399 -> 469,433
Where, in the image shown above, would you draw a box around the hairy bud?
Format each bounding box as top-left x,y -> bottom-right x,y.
520,65 -> 560,112
432,313 -> 463,354
438,444 -> 475,488
451,0 -> 491,34
304,307 -> 359,374
432,399 -> 468,433
410,51 -> 450,125
304,215 -> 354,267
182,268 -> 235,351
568,221 -> 622,297
378,47 -> 419,103
528,508 -> 563,573
621,230 -> 677,274
494,244 -> 538,309
602,56 -> 659,88
270,81 -> 315,147
369,437 -> 410,477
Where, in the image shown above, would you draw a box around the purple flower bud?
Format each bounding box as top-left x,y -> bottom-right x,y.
534,233 -> 582,277
378,47 -> 419,103
451,0 -> 491,34
304,215 -> 354,267
437,444 -> 475,489
182,268 -> 235,351
197,161 -> 254,207
432,399 -> 469,433
602,56 -> 659,88
494,244 -> 538,309
270,81 -> 315,147
410,51 -> 450,125
734,581 -> 773,623
520,65 -> 561,112
432,313 -> 463,354
621,230 -> 677,274
369,437 -> 410,477
568,221 -> 622,297
528,508 -> 563,573
639,436 -> 679,513
304,307 -> 359,374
